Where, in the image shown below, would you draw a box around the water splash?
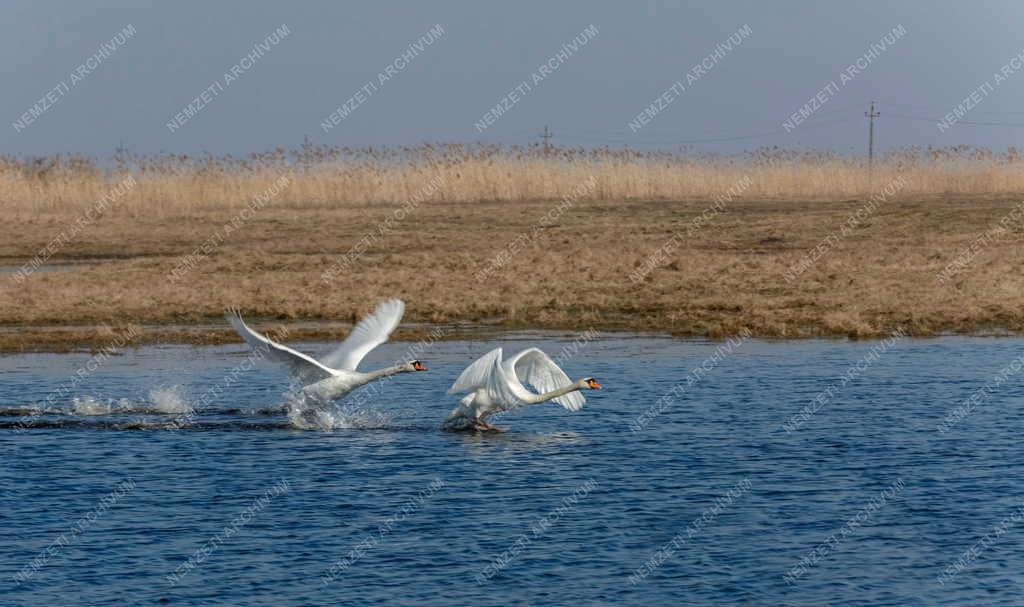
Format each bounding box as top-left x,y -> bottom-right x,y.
285,393 -> 394,430
71,396 -> 120,416
67,385 -> 192,416
146,385 -> 192,414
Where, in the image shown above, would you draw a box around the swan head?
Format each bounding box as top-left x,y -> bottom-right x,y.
579,377 -> 602,390
406,360 -> 427,372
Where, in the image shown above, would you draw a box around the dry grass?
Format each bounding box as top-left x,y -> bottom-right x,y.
3,144 -> 1024,351
3,144 -> 1024,215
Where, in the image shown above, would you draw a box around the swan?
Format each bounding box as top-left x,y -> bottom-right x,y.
443,347 -> 601,431
224,298 -> 426,406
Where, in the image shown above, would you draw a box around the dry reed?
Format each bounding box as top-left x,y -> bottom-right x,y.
3,144 -> 1024,217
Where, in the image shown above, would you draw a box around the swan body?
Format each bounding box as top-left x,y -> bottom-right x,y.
224,298 -> 426,406
444,347 -> 600,431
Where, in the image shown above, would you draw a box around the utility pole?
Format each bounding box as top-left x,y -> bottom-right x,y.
865,101 -> 880,169
540,125 -> 553,156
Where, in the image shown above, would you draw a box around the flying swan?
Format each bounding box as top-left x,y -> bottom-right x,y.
443,347 -> 600,431
225,298 -> 426,405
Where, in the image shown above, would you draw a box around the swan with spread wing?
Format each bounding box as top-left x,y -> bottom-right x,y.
444,347 -> 601,431
225,298 -> 426,405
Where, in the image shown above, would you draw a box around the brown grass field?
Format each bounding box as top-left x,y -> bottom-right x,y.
3,144 -> 1024,351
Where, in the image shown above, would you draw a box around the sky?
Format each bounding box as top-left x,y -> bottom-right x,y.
4,0 -> 1024,157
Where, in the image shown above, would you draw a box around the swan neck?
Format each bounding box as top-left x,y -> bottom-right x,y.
528,382 -> 581,404
364,363 -> 409,381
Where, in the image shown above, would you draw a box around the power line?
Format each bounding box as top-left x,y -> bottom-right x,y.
554,115 -> 859,146
887,111 -> 1024,127
555,106 -> 865,140
875,98 -> 1024,116
474,98 -> 1024,152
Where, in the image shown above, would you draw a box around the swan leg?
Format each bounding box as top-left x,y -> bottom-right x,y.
441,416 -> 500,432
441,415 -> 475,432
471,419 -> 503,432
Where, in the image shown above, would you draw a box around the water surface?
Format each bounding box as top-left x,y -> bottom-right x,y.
2,334 -> 1023,605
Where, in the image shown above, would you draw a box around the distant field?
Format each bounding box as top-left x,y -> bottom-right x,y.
3,145 -> 1024,351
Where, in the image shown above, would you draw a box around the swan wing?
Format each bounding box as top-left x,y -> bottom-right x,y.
320,299 -> 406,371
225,309 -> 335,385
506,348 -> 585,411
448,347 -> 529,409
448,347 -> 503,394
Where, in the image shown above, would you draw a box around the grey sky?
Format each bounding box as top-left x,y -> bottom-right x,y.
4,0 -> 1024,157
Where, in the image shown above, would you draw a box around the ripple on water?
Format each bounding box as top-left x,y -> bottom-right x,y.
2,336 -> 1024,606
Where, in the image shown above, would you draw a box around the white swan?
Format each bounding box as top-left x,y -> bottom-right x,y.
225,298 -> 426,405
443,347 -> 601,431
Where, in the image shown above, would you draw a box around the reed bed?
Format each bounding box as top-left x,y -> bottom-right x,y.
5,143 -> 1024,350
3,144 -> 1024,216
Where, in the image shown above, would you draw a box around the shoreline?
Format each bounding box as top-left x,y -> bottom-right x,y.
2,319 -> 1022,354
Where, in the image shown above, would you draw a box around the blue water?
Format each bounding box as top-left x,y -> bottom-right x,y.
2,333 -> 1024,606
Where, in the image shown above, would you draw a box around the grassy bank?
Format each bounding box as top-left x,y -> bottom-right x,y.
3,145 -> 1024,351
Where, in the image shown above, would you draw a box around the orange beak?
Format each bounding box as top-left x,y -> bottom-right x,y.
413,361 -> 427,371
588,379 -> 602,389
